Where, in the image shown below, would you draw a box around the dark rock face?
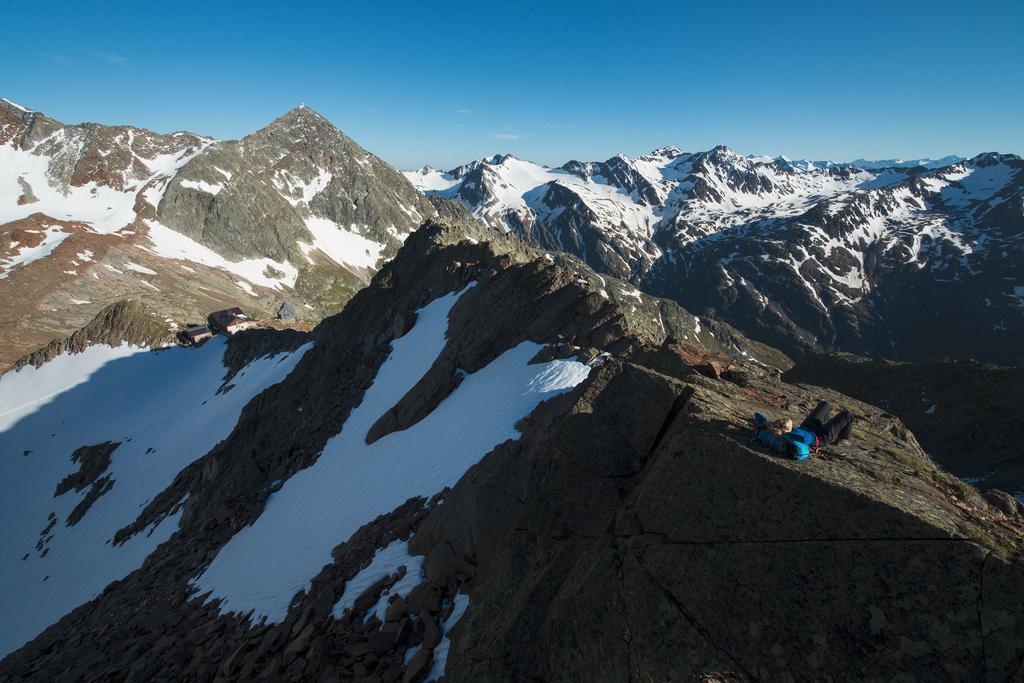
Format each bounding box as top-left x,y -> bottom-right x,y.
1,222 -> 1021,681
527,181 -> 661,280
158,144 -> 311,264
783,353 -> 1024,494
561,153 -> 665,210
53,442 -> 119,497
53,441 -> 121,528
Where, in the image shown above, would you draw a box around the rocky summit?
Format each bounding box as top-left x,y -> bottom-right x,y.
1,218 -> 1021,681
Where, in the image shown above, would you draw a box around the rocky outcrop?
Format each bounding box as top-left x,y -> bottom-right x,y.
1,98 -> 70,150
53,442 -> 119,497
11,300 -> 174,370
1,221 -> 1021,681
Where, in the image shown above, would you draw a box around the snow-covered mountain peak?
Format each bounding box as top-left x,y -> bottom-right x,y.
484,153 -> 521,166
705,144 -> 742,160
642,145 -> 686,160
783,155 -> 967,172
407,144 -> 1021,364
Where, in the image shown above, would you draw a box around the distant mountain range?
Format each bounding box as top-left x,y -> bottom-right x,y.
744,154 -> 965,171
2,95 -> 1020,367
406,147 -> 1023,364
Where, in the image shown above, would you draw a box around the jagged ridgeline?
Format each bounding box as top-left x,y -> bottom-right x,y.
0,219 -> 1021,681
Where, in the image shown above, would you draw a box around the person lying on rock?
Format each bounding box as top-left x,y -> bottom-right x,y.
800,401 -> 854,446
753,401 -> 854,460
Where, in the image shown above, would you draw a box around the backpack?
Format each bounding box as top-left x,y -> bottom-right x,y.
782,434 -> 811,461
753,413 -> 814,461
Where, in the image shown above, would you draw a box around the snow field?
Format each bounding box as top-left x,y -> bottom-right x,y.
142,219 -> 299,289
0,137 -> 209,233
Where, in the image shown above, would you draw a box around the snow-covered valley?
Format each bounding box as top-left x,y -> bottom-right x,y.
0,337 -> 310,656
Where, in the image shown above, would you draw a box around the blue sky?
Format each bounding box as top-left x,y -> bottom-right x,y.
3,0 -> 1022,169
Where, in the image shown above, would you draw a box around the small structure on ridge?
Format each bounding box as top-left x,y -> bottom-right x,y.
208,307 -> 256,335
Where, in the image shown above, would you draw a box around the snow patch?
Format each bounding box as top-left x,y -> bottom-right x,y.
123,262 -> 158,276
331,539 -> 424,622
179,179 -> 225,195
299,216 -> 384,270
0,225 -> 72,279
425,591 -> 470,680
143,220 -> 298,289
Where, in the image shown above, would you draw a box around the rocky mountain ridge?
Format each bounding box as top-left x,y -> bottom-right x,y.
1,217 -> 1021,680
408,148 -> 1023,364
0,98 -> 435,369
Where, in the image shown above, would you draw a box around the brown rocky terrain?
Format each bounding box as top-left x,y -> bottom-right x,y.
0,217 -> 288,369
1,219 -> 1021,681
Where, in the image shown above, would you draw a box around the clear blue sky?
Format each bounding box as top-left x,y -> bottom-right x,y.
3,0 -> 1021,169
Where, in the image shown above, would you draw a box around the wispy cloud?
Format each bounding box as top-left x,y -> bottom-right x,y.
544,123 -> 574,130
93,51 -> 127,65
42,52 -> 74,65
494,127 -> 520,140
455,108 -> 474,114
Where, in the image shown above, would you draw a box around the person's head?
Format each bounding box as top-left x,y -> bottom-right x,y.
769,418 -> 793,435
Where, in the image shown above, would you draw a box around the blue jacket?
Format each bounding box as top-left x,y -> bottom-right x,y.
753,413 -> 816,460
